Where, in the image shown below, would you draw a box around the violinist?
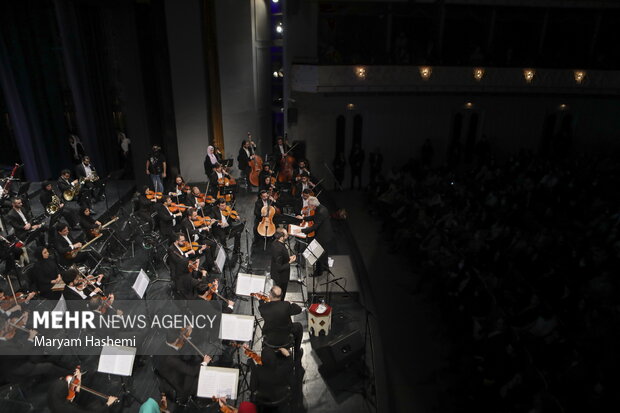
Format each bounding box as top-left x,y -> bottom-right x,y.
294,173 -> 316,198
189,186 -> 208,212
173,258 -> 207,300
293,159 -> 312,182
167,233 -> 207,277
32,246 -> 63,300
294,196 -> 333,277
48,368 -> 119,413
204,145 -> 222,177
78,207 -> 101,240
212,198 -> 243,255
295,189 -> 313,216
258,286 -> 303,359
167,175 -> 186,200
0,288 -> 35,316
258,163 -> 275,191
156,196 -> 183,243
39,181 -> 79,230
54,223 -> 87,266
249,347 -> 296,409
237,138 -> 256,185
154,328 -> 212,405
181,208 -> 218,270
136,186 -> 156,229
61,268 -> 104,303
197,278 -> 235,312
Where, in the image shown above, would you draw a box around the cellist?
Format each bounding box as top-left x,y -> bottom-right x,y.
253,190 -> 282,245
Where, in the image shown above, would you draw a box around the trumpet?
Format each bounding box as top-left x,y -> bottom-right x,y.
46,194 -> 62,215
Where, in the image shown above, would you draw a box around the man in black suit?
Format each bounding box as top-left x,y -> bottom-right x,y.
258,286 -> 303,357
249,347 -> 295,407
272,136 -> 290,175
154,328 -> 212,404
167,232 -> 207,279
156,196 -> 183,243
295,196 -> 333,276
53,223 -> 87,266
47,369 -> 118,413
75,155 -> 103,206
270,229 -> 296,299
237,139 -> 256,186
211,198 -> 244,255
6,197 -> 44,245
57,169 -> 77,200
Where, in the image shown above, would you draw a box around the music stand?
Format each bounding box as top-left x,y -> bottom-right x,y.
302,239 -> 324,304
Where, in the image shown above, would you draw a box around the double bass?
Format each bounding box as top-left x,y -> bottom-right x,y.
277,138 -> 296,183
247,133 -> 263,187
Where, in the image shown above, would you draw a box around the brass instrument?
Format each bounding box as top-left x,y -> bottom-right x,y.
87,171 -> 99,182
46,194 -> 61,215
63,178 -> 84,202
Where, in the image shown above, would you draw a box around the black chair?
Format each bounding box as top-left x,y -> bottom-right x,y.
262,333 -> 296,361
252,386 -> 292,412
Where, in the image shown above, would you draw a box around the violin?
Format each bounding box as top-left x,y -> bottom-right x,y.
300,206 -> 315,238
179,241 -> 200,252
67,365 -> 119,403
0,312 -> 33,340
167,202 -> 189,213
196,192 -> 215,205
173,326 -> 210,358
192,216 -> 216,228
229,342 -> 262,365
200,282 -> 227,302
250,292 -> 270,302
221,206 -> 239,220
146,189 -> 163,200
187,259 -> 200,273
0,291 -> 36,311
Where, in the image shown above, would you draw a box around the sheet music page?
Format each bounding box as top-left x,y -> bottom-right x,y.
219,314 -> 254,341
215,247 -> 226,272
250,275 -> 267,294
97,346 -> 136,376
235,273 -> 266,296
132,269 -> 149,299
197,366 -> 239,399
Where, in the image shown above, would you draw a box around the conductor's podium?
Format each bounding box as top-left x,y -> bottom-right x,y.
308,303 -> 332,337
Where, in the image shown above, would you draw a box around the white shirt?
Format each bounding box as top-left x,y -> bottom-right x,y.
278,144 -> 284,154
83,163 -> 93,178
167,207 -> 177,226
244,148 -> 250,158
216,171 -> 223,179
302,198 -> 309,209
220,212 -> 228,226
68,285 -> 97,299
15,209 -> 28,225
62,235 -> 74,249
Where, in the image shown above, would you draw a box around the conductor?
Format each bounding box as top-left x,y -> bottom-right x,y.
295,196 -> 333,277
270,228 -> 296,299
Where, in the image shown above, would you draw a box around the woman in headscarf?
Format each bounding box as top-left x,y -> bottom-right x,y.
32,246 -> 63,300
203,145 -> 221,178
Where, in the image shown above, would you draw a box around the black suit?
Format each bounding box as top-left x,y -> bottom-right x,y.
54,232 -> 87,266
48,376 -> 112,413
57,177 -> 73,195
40,188 -> 78,228
6,208 -> 34,241
156,203 -> 180,243
211,208 -> 243,252
300,204 -> 333,274
258,300 -> 303,352
237,147 -> 252,173
75,163 -> 102,204
270,241 -> 291,299
250,350 -> 295,405
154,344 -> 202,403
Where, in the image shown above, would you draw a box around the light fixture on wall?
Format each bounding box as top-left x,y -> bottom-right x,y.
473,67 -> 485,81
523,68 -> 536,84
272,71 -> 278,78
355,66 -> 367,80
559,103 -> 569,111
419,66 -> 432,80
272,0 -> 279,3
574,70 -> 586,85
464,102 -> 474,109
346,103 -> 356,111
276,22 -> 283,34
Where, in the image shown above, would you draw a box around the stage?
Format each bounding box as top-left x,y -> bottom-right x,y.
0,182 -> 378,413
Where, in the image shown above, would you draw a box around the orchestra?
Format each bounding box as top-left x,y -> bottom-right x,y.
0,132 -> 329,412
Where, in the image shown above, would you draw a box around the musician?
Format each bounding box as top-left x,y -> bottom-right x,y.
54,223 -> 87,265
258,163 -> 275,191
250,347 -> 295,407
181,208 -> 218,270
203,145 -> 222,177
294,173 -> 315,197
188,186 -> 207,212
0,234 -> 22,275
294,189 -> 313,216
259,173 -> 276,193
32,247 -> 63,300
258,286 -> 303,356
272,136 -> 290,161
155,328 -> 212,404
293,159 -> 311,182
210,163 -> 234,197
47,370 -> 118,413
167,233 -> 208,278
75,155 -> 103,203
253,190 -> 280,244
295,196 -> 333,276
6,197 -> 44,245
60,268 -> 104,304
57,169 -> 77,199
270,229 -> 296,299
40,181 -> 79,230
212,198 -> 243,255
156,196 -> 183,243
167,175 -> 185,200
237,139 -> 256,184
137,186 -> 156,229
78,207 -> 101,240
146,144 -> 167,193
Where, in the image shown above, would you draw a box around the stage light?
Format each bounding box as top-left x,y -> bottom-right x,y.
464,102 -> 474,109
346,103 -> 356,110
574,70 -> 586,84
278,70 -> 284,78
523,68 -> 535,84
276,22 -> 283,34
559,104 -> 568,111
355,66 -> 366,80
273,71 -> 278,78
272,0 -> 279,3
419,66 -> 432,80
473,67 -> 485,81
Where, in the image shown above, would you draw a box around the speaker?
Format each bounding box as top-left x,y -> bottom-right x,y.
316,329 -> 364,373
287,107 -> 298,124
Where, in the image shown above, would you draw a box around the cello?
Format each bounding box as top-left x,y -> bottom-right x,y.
257,201 -> 276,238
247,132 -> 263,187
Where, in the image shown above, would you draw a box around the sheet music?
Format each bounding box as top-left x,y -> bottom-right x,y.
288,224 -> 306,238
219,313 -> 254,342
97,346 -> 136,376
235,273 -> 266,296
197,366 -> 239,399
51,281 -> 66,291
132,269 -> 149,299
215,246 -> 226,273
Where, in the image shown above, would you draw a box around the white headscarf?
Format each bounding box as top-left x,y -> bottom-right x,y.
207,146 -> 217,164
